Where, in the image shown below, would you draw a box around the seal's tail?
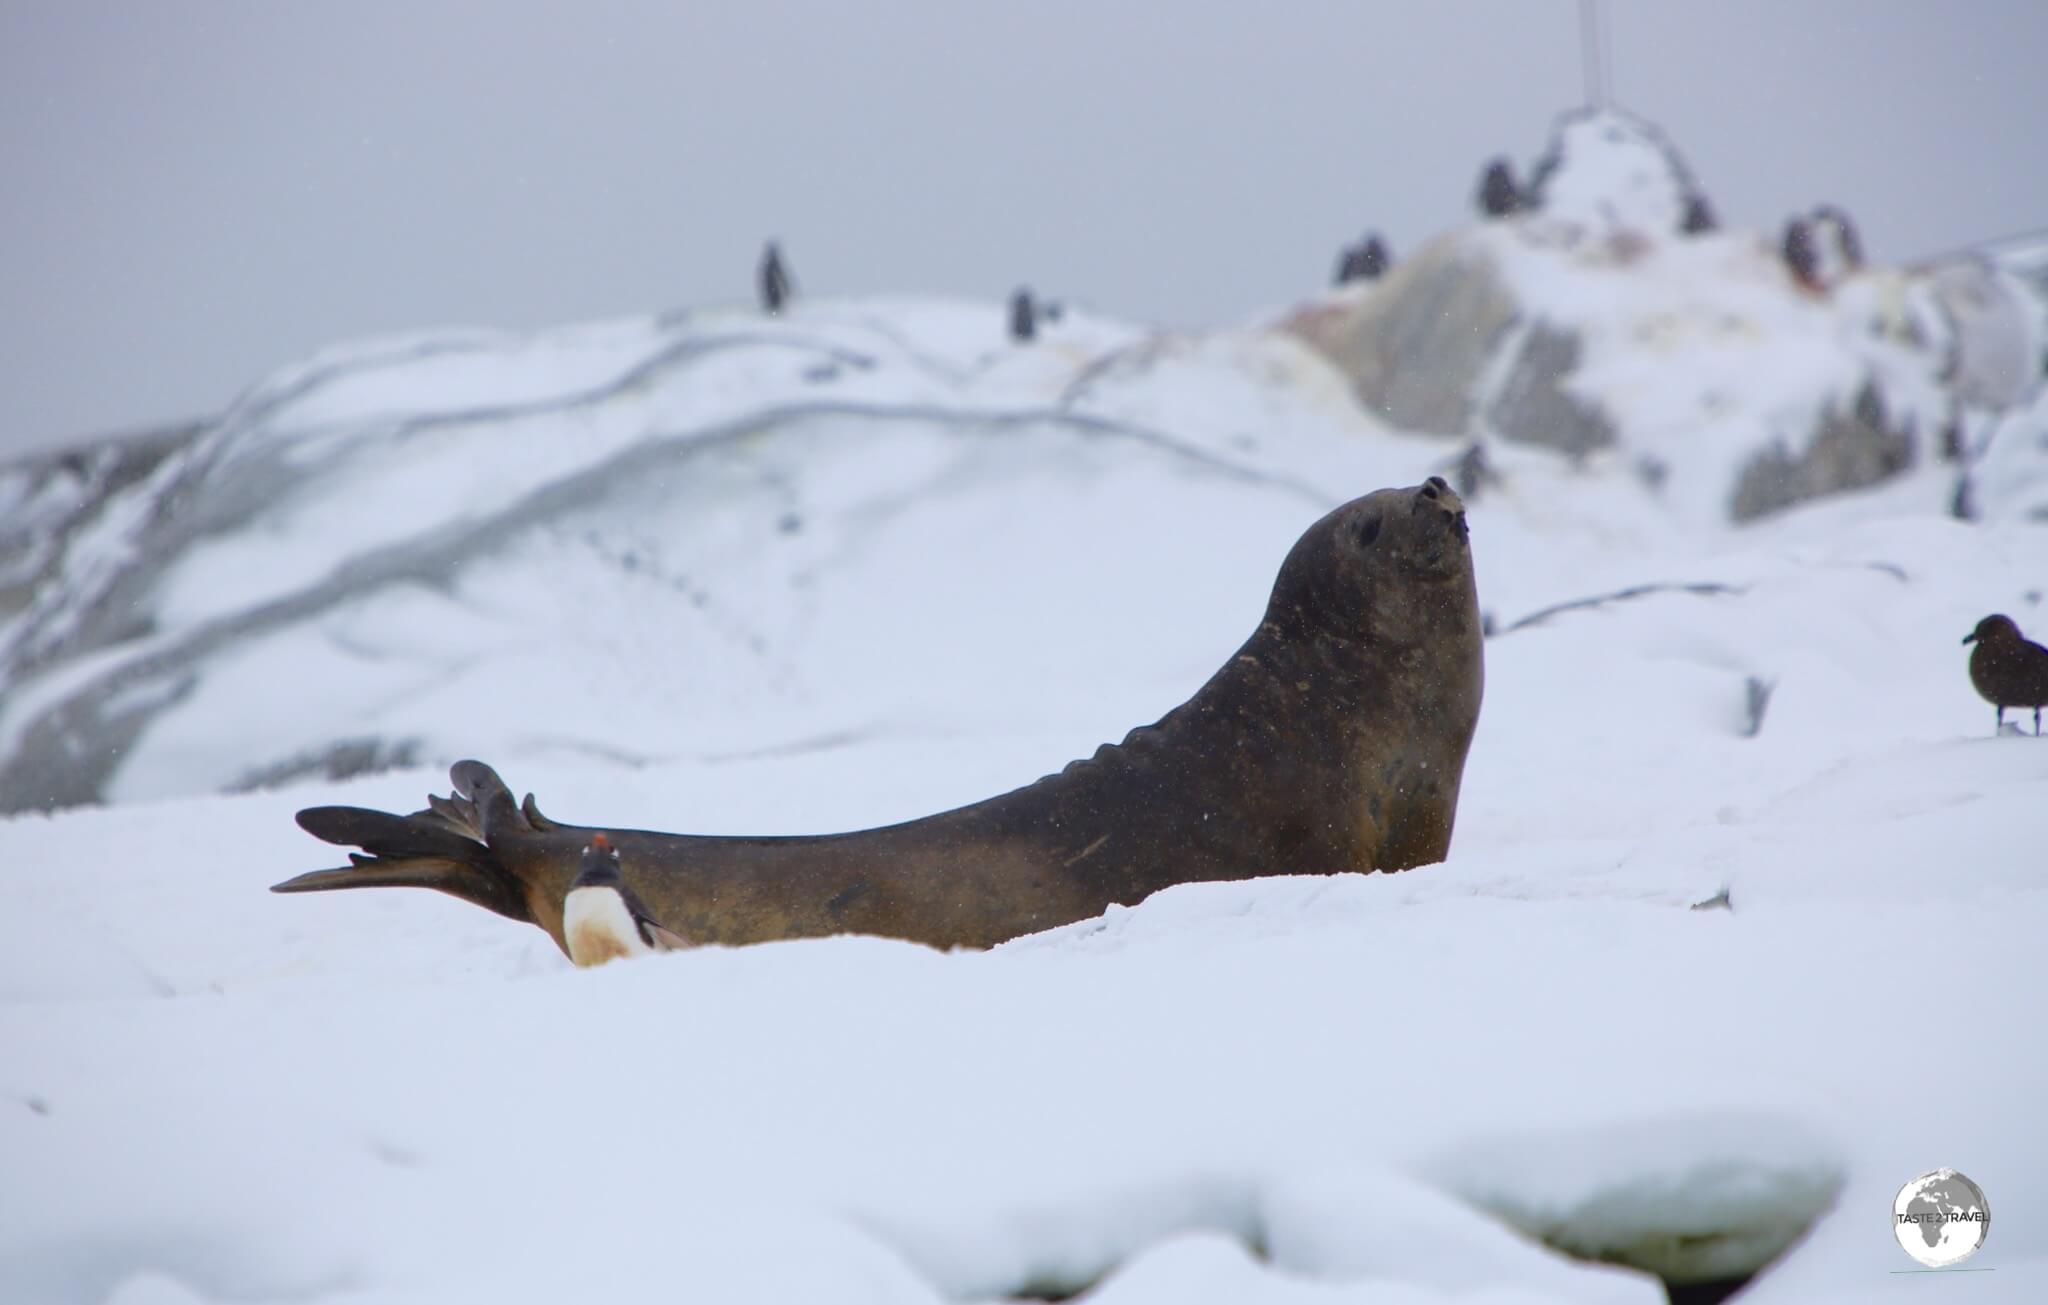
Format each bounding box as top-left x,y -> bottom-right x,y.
272,760 -> 555,922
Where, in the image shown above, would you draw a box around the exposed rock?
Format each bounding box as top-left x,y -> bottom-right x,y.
1484,322 -> 1615,458
0,668 -> 197,812
1689,887 -> 1733,912
1729,383 -> 1915,521
0,424 -> 195,630
1741,676 -> 1774,738
1951,472 -> 1977,521
1286,233 -> 1520,436
1450,441 -> 1500,500
227,736 -> 422,793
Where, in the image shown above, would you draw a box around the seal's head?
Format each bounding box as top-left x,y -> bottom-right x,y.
1268,477 -> 1476,647
1963,614 -> 2021,646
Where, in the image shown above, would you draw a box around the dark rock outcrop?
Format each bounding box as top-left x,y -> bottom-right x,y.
1729,384 -> 1914,521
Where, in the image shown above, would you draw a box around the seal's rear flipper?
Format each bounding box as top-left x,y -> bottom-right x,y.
450,759 -> 529,840
271,855 -> 528,921
273,762 -> 535,922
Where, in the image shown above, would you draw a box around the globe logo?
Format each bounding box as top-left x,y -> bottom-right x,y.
1893,1169 -> 1990,1268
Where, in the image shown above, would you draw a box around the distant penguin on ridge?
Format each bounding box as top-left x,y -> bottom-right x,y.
1358,234 -> 1390,279
1782,217 -> 1820,291
1334,234 -> 1391,287
1679,192 -> 1718,235
1009,287 -> 1037,343
759,241 -> 794,315
563,834 -> 690,967
1477,158 -> 1524,218
1334,244 -> 1366,286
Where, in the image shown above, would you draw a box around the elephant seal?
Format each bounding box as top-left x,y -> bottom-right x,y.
276,479 -> 1484,952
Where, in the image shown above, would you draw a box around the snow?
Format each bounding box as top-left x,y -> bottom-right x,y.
1474,222 -> 1955,527
1528,109 -> 1702,238
4,268 -> 2047,1298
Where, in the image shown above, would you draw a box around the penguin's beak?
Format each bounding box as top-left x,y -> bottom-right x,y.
1962,633 -> 1976,645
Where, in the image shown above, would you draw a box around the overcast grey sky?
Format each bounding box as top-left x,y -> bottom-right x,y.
2,1 -> 2043,456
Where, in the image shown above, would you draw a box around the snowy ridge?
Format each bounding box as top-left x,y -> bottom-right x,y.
0,301 -> 1382,810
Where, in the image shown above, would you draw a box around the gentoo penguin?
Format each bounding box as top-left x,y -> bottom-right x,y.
1679,191 -> 1718,235
1357,234 -> 1390,279
1477,158 -> 1523,218
1009,286 -> 1037,343
1334,234 -> 1391,287
1963,615 -> 2048,736
1782,217 -> 1820,291
1333,243 -> 1367,286
759,241 -> 793,315
563,834 -> 690,967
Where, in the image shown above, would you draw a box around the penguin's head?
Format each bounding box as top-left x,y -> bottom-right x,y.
574,833 -> 624,889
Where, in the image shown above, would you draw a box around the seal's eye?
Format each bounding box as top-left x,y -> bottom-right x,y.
1357,514 -> 1382,547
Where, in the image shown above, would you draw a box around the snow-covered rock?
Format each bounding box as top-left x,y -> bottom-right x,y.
1927,256 -> 2046,410
1286,219 -> 1958,519
1525,108 -> 1712,239
1287,108 -> 2048,528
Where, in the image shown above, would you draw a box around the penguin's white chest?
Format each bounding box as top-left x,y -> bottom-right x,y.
564,885 -> 647,967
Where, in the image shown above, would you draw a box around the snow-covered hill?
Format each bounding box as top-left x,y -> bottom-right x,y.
3,109 -> 2046,1304
0,299 -> 1408,811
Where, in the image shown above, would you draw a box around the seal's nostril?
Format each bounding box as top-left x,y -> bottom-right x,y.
1426,475 -> 1448,492
1420,482 -> 1440,501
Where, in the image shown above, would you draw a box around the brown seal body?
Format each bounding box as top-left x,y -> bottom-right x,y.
1963,614 -> 2048,735
277,480 -> 1484,952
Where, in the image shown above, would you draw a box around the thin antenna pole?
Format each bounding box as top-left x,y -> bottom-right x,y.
1601,0 -> 1616,105
1579,0 -> 1608,108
